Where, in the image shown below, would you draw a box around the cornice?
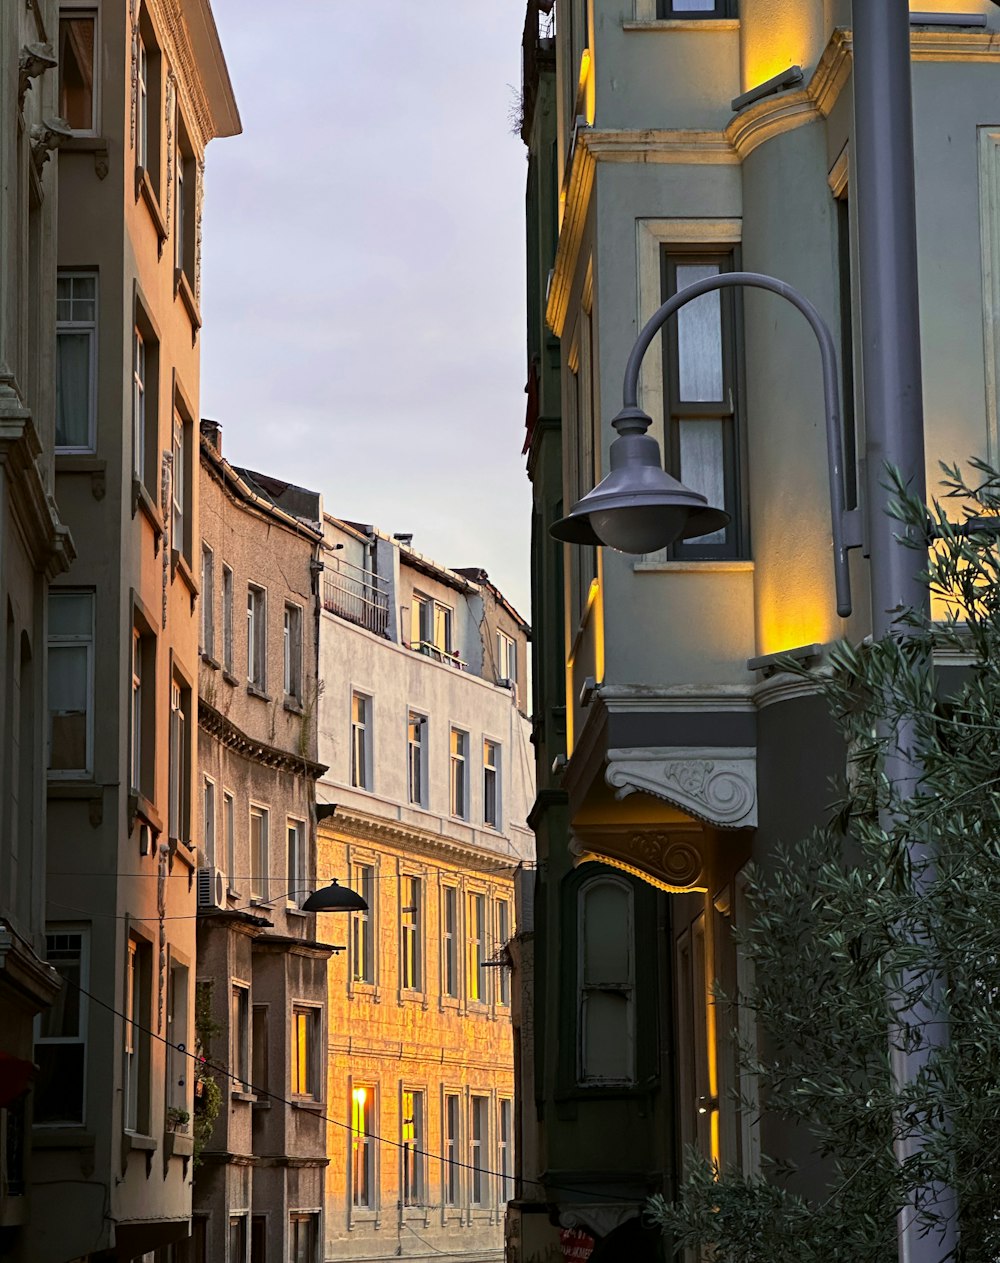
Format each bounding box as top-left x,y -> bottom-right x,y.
599,683 -> 756,714
197,698 -> 326,780
145,0 -> 240,149
0,397 -> 75,578
570,825 -> 708,893
323,806 -> 522,875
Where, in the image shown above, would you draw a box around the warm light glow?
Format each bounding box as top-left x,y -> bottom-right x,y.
577,48 -> 596,127
740,2 -> 819,95
703,895 -> 721,1168
757,599 -> 835,661
565,575 -> 604,758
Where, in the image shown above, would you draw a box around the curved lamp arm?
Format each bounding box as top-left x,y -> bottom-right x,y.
620,270 -> 856,618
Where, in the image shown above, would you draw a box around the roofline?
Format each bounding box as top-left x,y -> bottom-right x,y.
200,438 -> 323,543
186,0 -> 242,139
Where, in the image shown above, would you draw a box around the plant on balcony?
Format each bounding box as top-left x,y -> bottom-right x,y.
649,462 -> 1000,1262
165,1106 -> 190,1132
193,980 -> 223,1168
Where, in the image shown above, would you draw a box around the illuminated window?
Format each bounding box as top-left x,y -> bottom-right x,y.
401,1090 -> 424,1206
291,1005 -> 320,1099
410,593 -> 454,659
467,893 -> 487,1004
442,885 -> 458,999
59,11 -> 97,133
351,864 -> 374,984
660,248 -> 746,559
496,899 -> 511,1006
400,877 -> 421,991
449,728 -> 468,818
351,1085 -> 375,1207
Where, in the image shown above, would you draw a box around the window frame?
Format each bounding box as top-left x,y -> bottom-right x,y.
290,1004 -> 322,1101
231,982 -> 251,1094
467,891 -> 488,1005
350,691 -> 373,791
47,589 -> 95,779
124,934 -> 152,1134
351,1083 -> 376,1210
202,774 -> 216,868
449,727 -> 469,819
249,804 -> 269,904
400,1088 -> 425,1208
406,710 -> 428,808
660,246 -> 748,560
483,739 -> 501,830
168,674 -> 191,846
351,862 -> 375,986
496,899 -> 511,1007
470,1094 -> 489,1207
224,790 -> 236,892
577,874 -> 637,1087
499,1097 -> 514,1204
400,875 -> 422,993
286,817 -> 306,908
443,1091 -> 461,1208
58,6 -> 100,136
34,926 -> 89,1127
441,883 -> 459,1000
55,271 -> 98,454
283,602 -> 302,701
656,0 -> 736,15
222,563 -> 234,675
289,1212 -> 319,1263
201,544 -> 215,658
247,583 -> 266,691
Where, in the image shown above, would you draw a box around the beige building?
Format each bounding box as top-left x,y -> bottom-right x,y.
0,0 -> 75,1250
28,2 -> 239,1260
193,430 -> 332,1263
317,520 -> 534,1262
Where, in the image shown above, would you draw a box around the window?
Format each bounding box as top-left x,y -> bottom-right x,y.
167,962 -> 189,1115
410,593 -> 453,658
131,310 -> 159,487
251,1005 -> 268,1102
129,623 -> 155,798
47,591 -> 94,776
351,864 -> 374,984
496,629 -> 517,688
132,329 -> 145,479
289,1214 -> 318,1263
467,893 -> 487,1004
291,1006 -> 320,1099
171,412 -> 191,560
250,806 -> 268,903
224,791 -> 235,889
283,603 -> 302,699
201,546 -> 214,657
449,728 -> 468,818
657,0 -> 734,14
168,678 -> 190,844
433,602 -> 453,655
496,900 -> 511,1006
34,928 -> 88,1125
444,1093 -> 460,1206
351,693 -> 372,790
137,31 -> 148,170
401,1090 -> 424,1206
202,776 -> 215,867
56,273 -> 97,452
499,1098 -> 514,1203
135,6 -> 161,190
835,189 -> 859,511
483,740 -> 501,829
222,565 -> 234,673
247,584 -> 266,690
407,712 -> 427,807
578,877 -> 636,1085
400,876 -> 421,991
442,885 -> 458,999
661,249 -> 745,558
352,1085 -> 375,1208
410,594 -> 430,650
470,1096 -> 489,1206
228,1216 -> 247,1263
59,11 -> 97,133
287,819 -> 305,907
125,936 -> 152,1132
175,116 -> 196,286
231,984 -> 250,1093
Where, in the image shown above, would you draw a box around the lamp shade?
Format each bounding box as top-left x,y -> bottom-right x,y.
302,881 -> 368,913
550,429 -> 729,554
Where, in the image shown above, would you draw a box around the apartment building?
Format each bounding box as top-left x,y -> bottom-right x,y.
28,2 -> 239,1259
0,0 -> 75,1250
192,432 -> 332,1263
316,520 -> 533,1262
515,0 -> 1000,1259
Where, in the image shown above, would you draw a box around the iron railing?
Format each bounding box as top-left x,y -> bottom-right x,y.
322,557 -> 390,637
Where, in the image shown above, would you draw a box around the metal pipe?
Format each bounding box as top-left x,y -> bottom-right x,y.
853,3 -> 957,1258
622,269 -> 853,617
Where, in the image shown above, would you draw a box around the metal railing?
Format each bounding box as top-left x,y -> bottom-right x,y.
322,557 -> 390,637
408,640 -> 467,671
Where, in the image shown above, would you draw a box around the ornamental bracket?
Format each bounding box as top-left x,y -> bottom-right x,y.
605,746 -> 757,829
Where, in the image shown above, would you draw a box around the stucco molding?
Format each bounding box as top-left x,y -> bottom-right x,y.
147,0 -> 216,151
569,827 -> 707,893
197,697 -> 327,780
327,806 -> 522,876
605,746 -> 757,828
0,396 -> 75,578
599,683 -> 755,713
751,670 -> 825,710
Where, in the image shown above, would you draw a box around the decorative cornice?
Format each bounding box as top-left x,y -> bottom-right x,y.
751,670 -> 824,711
147,0 -> 216,151
197,698 -> 326,780
570,826 -> 707,893
605,746 -> 757,828
0,395 -> 75,578
323,805 -> 522,876
584,128 -> 739,166
599,683 -> 755,714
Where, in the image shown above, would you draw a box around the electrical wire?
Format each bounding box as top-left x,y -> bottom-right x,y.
65,974 -> 628,1206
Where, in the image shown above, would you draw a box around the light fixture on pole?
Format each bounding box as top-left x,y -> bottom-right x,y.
551,269 -> 860,619
302,880 -> 368,914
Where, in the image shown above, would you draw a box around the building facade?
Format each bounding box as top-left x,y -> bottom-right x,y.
515,0 -> 1000,1258
28,2 -> 239,1259
316,519 -> 534,1262
193,433 -> 332,1263
0,0 -> 75,1251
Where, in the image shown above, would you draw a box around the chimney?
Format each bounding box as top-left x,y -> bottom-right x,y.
393,533 -> 413,548
200,418 -> 222,453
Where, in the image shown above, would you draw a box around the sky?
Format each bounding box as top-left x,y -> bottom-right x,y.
200,1 -> 533,619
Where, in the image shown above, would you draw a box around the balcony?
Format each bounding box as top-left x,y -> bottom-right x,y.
407,640 -> 467,671
322,558 -> 389,637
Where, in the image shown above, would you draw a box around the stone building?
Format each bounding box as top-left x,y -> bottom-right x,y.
0,0 -> 75,1252
28,1 -> 239,1259
192,430 -> 331,1263
316,518 -> 533,1262
515,0 -> 1000,1258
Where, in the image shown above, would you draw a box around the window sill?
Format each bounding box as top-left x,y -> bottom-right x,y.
227,885 -> 241,900
231,1090 -> 256,1104
122,1131 -> 158,1153
201,652 -> 220,670
129,791 -> 163,835
398,988 -> 427,1007
252,1096 -> 272,1110
246,683 -> 271,702
135,166 -> 167,244
283,697 -> 304,714
291,1099 -> 324,1114
222,670 -> 239,686
60,134 -> 110,178
633,559 -> 754,573
285,905 -> 309,918
622,18 -> 739,30
172,548 -> 199,598
132,478 -> 164,544
47,778 -> 100,797
174,267 -> 202,332
170,837 -> 197,871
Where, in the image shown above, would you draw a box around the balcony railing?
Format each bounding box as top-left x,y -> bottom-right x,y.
323,557 -> 390,637
408,640 -> 467,671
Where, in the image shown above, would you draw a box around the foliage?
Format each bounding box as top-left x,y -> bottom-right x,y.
649,461 -> 1000,1262
193,980 -> 224,1168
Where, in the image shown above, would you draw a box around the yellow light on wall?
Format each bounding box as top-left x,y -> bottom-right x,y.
577,48 -> 595,127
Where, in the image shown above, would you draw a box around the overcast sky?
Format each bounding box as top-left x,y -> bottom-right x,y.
200,2 -> 533,618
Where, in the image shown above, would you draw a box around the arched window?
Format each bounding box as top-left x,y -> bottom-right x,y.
577,875 -> 635,1085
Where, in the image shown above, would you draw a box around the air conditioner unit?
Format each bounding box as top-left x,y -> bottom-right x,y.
197,866 -> 226,911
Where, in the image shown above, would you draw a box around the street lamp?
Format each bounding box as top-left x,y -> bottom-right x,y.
302,880 -> 368,914
550,269 -> 858,619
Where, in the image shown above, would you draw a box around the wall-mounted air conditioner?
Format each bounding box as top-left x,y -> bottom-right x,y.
197,865 -> 226,911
